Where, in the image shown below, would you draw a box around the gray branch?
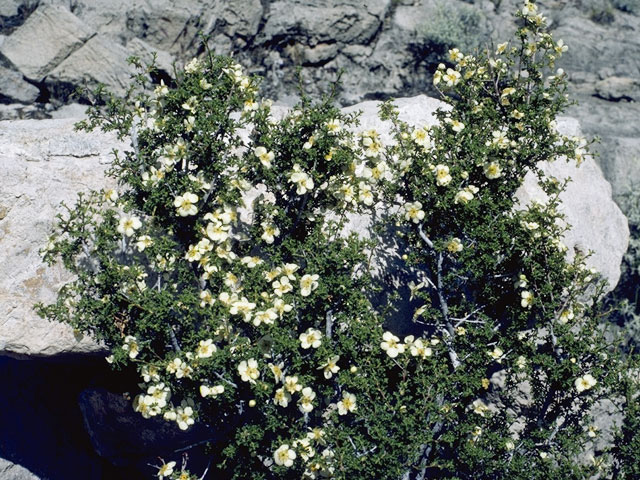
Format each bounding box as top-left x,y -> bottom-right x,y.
326,309 -> 334,340
168,327 -> 181,352
214,371 -> 238,389
418,223 -> 434,248
437,252 -> 461,370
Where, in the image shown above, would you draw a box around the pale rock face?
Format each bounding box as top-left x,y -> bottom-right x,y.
343,95 -> 629,292
0,4 -> 94,80
0,1 -> 21,18
261,0 -> 391,46
0,65 -> 39,104
47,35 -> 138,99
518,116 -> 629,290
0,117 -> 124,358
0,96 -> 628,357
0,458 -> 39,480
0,0 -> 638,216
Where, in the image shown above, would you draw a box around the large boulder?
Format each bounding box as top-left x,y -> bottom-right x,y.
47,34 -> 140,100
0,96 -> 628,357
0,4 -> 94,81
0,116 -> 124,358
344,95 -> 629,291
261,0 -> 390,46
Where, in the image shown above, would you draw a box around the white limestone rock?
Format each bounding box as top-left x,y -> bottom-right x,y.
0,4 -> 94,80
0,459 -> 39,480
0,117 -> 124,357
344,95 -> 629,291
47,34 -> 139,99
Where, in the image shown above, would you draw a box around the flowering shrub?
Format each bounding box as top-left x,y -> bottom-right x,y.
37,2 -> 639,479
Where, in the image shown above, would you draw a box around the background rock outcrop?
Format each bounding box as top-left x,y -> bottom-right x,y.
0,0 -> 638,203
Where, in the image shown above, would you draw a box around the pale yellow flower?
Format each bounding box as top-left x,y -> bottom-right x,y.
575,373 -> 597,393
200,384 -> 224,397
117,215 -> 142,237
404,201 -> 425,224
274,387 -> 291,407
488,347 -> 504,362
521,290 -> 534,308
299,328 -> 322,349
196,339 -> 216,358
299,387 -> 316,413
337,392 -> 357,415
274,444 -> 296,467
471,399 -> 490,417
409,339 -> 432,359
123,335 -> 140,359
381,331 -> 405,358
299,274 -> 319,297
318,355 -> 340,379
261,222 -> 280,244
174,192 -> 198,216
157,461 -> 176,479
484,162 -> 502,179
446,237 -> 463,253
284,375 -> 303,394
254,146 -> 274,168
435,164 -> 452,186
269,362 -> 285,383
238,358 -> 260,383
289,164 -> 314,194
326,118 -> 341,134
442,68 -> 461,86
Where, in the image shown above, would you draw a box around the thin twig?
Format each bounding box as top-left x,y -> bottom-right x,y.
418,223 -> 434,249
214,371 -> 238,389
325,310 -> 334,340
199,459 -> 212,480
436,252 -> 461,370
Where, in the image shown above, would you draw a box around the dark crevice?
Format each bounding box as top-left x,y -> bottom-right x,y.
246,0 -> 272,49
0,355 -> 137,479
593,93 -> 636,102
22,75 -> 49,104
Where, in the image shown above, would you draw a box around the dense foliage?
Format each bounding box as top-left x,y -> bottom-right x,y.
37,2 -> 639,479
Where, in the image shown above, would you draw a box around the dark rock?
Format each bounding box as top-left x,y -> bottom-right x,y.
0,355 -> 112,480
78,388 -> 219,467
